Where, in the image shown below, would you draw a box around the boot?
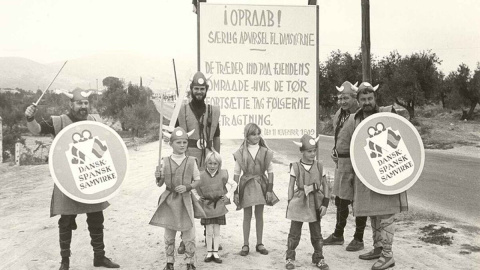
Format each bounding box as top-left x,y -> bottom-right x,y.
315,259 -> 329,270
323,234 -> 344,245
346,239 -> 364,251
372,256 -> 395,270
186,264 -> 196,270
59,258 -> 69,270
285,259 -> 295,269
93,256 -> 120,268
164,263 -> 174,270
359,247 -> 383,260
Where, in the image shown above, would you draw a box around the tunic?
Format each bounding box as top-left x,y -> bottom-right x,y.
196,169 -> 229,218
286,161 -> 324,223
233,146 -> 274,210
178,103 -> 220,170
149,156 -> 206,231
332,108 -> 357,200
348,106 -> 409,216
49,114 -> 109,217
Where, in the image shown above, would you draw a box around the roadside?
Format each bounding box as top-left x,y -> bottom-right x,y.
1,139 -> 479,270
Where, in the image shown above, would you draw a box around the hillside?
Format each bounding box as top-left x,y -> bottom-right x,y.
0,53 -> 196,92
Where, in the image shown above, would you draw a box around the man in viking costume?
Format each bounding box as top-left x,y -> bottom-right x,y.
346,82 -> 408,270
177,71 -> 220,171
150,127 -> 206,270
24,89 -> 120,270
324,81 -> 368,252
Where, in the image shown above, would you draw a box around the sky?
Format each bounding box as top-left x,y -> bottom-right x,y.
0,0 -> 479,74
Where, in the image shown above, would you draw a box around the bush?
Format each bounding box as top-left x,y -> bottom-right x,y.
2,128 -> 25,162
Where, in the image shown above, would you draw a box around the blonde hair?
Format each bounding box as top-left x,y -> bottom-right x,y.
205,151 -> 222,170
239,123 -> 269,166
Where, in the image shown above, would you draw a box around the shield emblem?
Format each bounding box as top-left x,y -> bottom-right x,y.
363,123 -> 414,186
65,130 -> 118,194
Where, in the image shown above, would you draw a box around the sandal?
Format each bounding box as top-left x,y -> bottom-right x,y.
256,243 -> 269,255
240,245 -> 249,256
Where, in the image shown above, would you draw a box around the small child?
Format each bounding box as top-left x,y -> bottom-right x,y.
233,123 -> 279,256
149,127 -> 206,270
196,151 -> 237,264
285,134 -> 330,270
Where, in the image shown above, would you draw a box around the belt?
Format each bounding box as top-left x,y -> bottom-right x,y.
166,186 -> 176,193
332,149 -> 350,158
205,196 -> 223,209
187,139 -> 213,149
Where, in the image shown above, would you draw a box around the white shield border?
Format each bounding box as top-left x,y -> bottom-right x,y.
49,121 -> 129,204
350,113 -> 425,195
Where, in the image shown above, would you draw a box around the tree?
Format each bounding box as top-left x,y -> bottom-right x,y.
379,51 -> 442,119
444,63 -> 479,120
98,77 -> 129,130
122,103 -> 156,137
318,50 -> 364,117
98,77 -> 156,130
0,107 -> 23,131
465,63 -> 480,119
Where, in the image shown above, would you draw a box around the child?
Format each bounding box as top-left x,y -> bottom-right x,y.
196,151 -> 237,263
149,127 -> 206,270
233,123 -> 278,256
285,134 -> 330,270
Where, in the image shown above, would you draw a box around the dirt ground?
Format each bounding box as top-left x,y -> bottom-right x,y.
1,139 -> 479,270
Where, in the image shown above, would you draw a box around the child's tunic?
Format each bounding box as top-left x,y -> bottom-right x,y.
197,169 -> 229,219
233,146 -> 273,209
286,161 -> 324,223
149,156 -> 205,231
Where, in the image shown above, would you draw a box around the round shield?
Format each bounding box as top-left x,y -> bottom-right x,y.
350,113 -> 425,195
49,121 -> 128,204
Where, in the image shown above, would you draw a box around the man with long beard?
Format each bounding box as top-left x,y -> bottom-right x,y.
177,71 -> 221,170
24,89 -> 120,270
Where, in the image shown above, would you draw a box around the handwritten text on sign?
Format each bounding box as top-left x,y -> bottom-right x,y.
200,4 -> 318,139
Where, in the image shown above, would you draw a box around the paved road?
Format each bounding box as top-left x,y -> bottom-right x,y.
267,137 -> 480,226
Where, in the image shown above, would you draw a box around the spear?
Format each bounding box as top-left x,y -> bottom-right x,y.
34,61 -> 68,106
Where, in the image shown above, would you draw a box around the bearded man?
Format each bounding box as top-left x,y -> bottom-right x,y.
24,89 -> 120,270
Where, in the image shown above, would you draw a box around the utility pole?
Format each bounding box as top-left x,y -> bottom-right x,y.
0,116 -> 2,163
361,0 -> 372,83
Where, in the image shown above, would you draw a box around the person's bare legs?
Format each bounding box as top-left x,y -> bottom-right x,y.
254,205 -> 264,245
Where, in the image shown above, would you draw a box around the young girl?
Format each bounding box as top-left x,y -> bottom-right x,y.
196,151 -> 237,263
233,123 -> 278,256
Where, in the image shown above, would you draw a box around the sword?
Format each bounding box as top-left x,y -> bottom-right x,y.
33,61 -> 68,106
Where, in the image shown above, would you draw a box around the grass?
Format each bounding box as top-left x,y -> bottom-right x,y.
418,224 -> 457,246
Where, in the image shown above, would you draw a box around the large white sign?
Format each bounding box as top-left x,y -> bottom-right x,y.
200,3 -> 318,139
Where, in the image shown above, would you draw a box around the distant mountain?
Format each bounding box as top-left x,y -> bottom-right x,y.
0,53 -> 196,92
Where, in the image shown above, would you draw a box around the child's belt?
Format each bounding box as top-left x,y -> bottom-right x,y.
205,196 -> 223,208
